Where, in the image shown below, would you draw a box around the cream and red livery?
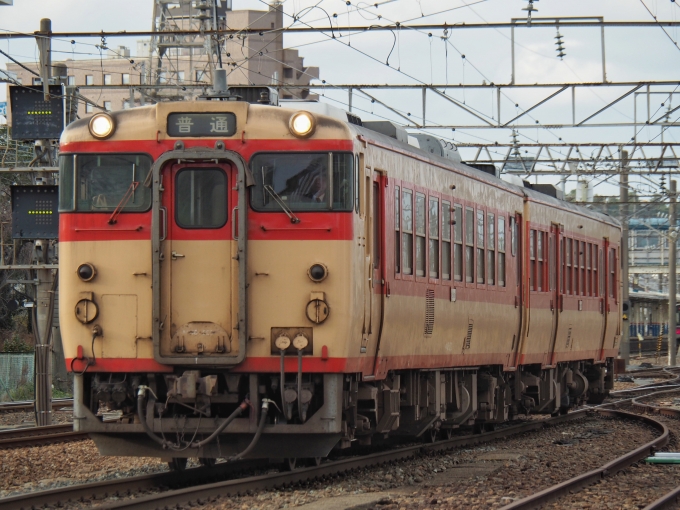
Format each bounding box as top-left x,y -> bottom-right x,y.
59,92 -> 620,465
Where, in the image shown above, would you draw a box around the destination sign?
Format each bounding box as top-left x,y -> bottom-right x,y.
167,112 -> 236,137
9,85 -> 65,140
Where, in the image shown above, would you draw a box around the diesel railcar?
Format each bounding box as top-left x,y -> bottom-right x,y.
59,92 -> 620,465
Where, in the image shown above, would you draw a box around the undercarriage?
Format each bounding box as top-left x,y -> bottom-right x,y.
74,359 -> 614,460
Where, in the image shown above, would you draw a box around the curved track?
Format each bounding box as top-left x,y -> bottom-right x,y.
500,372 -> 680,510
1,412 -> 587,510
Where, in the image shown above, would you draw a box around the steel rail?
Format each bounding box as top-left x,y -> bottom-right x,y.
0,398 -> 73,412
499,410 -> 669,510
0,424 -> 87,448
643,485 -> 680,510
98,411 -> 590,509
0,459 -> 265,510
0,411 -> 586,510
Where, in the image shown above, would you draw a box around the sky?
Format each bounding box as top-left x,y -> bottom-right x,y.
2,0 -> 680,197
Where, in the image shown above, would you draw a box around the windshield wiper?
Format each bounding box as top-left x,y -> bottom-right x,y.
264,185 -> 300,224
108,181 -> 140,225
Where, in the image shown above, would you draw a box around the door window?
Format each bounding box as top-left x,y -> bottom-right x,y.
175,168 -> 227,228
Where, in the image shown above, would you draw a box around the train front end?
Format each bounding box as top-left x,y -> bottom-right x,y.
59,99 -> 358,461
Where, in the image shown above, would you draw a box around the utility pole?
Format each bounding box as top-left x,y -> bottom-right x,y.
620,151 -> 630,365
33,18 -> 55,426
669,179 -> 677,367
36,18 -> 51,100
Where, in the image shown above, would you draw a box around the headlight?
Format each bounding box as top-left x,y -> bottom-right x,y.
88,112 -> 116,139
289,111 -> 316,138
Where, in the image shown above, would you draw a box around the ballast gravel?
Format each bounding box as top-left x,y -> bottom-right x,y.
186,413 -> 657,510
0,439 -> 167,498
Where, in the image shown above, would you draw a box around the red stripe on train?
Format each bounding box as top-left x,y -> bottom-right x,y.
66,358 -> 173,373
59,139 -> 355,159
65,350 -> 610,374
60,211 -> 354,241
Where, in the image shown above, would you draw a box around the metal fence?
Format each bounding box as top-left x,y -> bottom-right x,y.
0,353 -> 33,400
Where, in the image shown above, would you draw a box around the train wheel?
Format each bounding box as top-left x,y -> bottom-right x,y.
425,428 -> 438,443
199,457 -> 216,468
442,429 -> 453,440
310,457 -> 323,467
283,458 -> 297,471
168,458 -> 187,472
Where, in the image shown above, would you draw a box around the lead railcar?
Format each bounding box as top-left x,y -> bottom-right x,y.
59,90 -> 620,465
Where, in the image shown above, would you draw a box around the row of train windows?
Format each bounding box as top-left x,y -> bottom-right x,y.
393,187 -> 516,286
528,229 -> 618,299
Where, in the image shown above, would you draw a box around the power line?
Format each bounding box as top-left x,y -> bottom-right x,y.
638,0 -> 680,53
3,20 -> 680,39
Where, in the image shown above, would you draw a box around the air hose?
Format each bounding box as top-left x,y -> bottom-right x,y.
229,399 -> 271,461
137,386 -> 246,450
136,386 -> 271,458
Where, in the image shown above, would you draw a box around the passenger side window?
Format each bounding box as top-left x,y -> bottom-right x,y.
537,230 -> 543,292
566,238 -> 572,294
415,193 -> 426,277
442,201 -> 452,281
487,213 -> 495,286
354,154 -> 360,214
609,248 -> 617,299
498,216 -> 506,287
429,197 -> 439,279
476,209 -> 485,284
593,244 -> 600,296
175,168 -> 227,228
395,186 -> 400,274
530,230 -> 536,291
402,189 -> 413,275
466,207 -> 474,283
454,204 -> 463,282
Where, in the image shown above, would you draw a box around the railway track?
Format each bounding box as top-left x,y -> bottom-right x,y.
0,398 -> 73,412
501,379 -> 680,510
0,408 -> 656,510
0,423 -> 86,448
0,412 -> 582,510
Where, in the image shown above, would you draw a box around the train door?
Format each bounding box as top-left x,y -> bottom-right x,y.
547,224 -> 561,365
365,171 -> 386,376
510,212 -> 523,368
159,161 -> 238,359
599,240 -> 616,360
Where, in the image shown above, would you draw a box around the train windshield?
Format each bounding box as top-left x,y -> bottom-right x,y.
250,152 -> 353,212
59,154 -> 152,212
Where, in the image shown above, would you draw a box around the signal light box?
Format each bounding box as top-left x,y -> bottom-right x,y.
9,85 -> 65,140
11,186 -> 59,239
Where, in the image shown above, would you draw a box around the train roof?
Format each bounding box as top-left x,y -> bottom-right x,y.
347,120 -> 621,230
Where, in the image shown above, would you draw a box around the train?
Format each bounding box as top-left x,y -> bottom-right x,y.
58,87 -> 621,468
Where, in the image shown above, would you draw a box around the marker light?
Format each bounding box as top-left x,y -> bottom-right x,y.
289,111 -> 316,138
88,112 -> 116,139
308,263 -> 328,282
77,263 -> 97,282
